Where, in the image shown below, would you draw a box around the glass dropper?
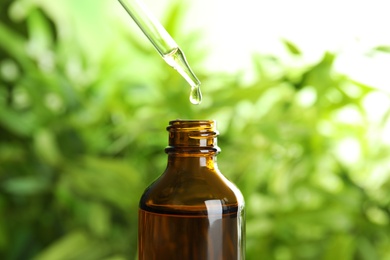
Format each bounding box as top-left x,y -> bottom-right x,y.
117,0 -> 202,104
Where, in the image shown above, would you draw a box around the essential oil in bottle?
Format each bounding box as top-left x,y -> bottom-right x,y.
138,120 -> 245,260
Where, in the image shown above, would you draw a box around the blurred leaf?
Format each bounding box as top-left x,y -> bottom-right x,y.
0,142 -> 25,162
26,8 -> 55,51
282,38 -> 301,55
373,45 -> 390,53
33,128 -> 61,166
356,237 -> 379,260
62,156 -> 142,210
33,231 -> 108,260
323,234 -> 355,260
0,108 -> 36,136
2,176 -> 48,195
299,52 -> 336,92
162,0 -> 186,38
0,22 -> 30,65
87,202 -> 111,238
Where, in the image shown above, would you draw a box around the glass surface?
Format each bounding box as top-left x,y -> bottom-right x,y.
138,120 -> 245,259
117,0 -> 202,104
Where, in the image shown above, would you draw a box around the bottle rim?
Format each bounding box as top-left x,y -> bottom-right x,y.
167,119 -> 216,131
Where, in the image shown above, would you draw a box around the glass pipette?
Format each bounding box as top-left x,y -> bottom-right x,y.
117,0 -> 202,104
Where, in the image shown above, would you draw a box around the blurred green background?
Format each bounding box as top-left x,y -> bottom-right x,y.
1,0 -> 390,259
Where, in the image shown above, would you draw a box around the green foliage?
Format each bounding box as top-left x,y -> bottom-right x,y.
1,0 -> 390,259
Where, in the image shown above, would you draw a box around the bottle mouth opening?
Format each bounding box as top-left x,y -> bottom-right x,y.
166,119 -> 220,153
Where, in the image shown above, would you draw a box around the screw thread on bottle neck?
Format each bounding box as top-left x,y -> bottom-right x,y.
165,120 -> 220,155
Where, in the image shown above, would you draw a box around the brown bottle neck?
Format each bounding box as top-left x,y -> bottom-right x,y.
167,154 -> 218,170
164,120 -> 220,171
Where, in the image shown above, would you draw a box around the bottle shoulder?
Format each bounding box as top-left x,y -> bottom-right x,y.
139,167 -> 244,215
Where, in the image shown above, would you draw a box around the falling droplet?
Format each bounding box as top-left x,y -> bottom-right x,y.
190,85 -> 202,105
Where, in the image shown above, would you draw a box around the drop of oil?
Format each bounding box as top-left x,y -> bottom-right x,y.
190,85 -> 202,105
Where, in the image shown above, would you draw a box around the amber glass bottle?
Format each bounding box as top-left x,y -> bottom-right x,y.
138,120 -> 245,260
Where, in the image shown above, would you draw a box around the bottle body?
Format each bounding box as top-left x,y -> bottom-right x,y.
138,120 -> 245,260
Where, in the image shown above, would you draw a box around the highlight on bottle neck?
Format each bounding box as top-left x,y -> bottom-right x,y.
165,120 -> 220,154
